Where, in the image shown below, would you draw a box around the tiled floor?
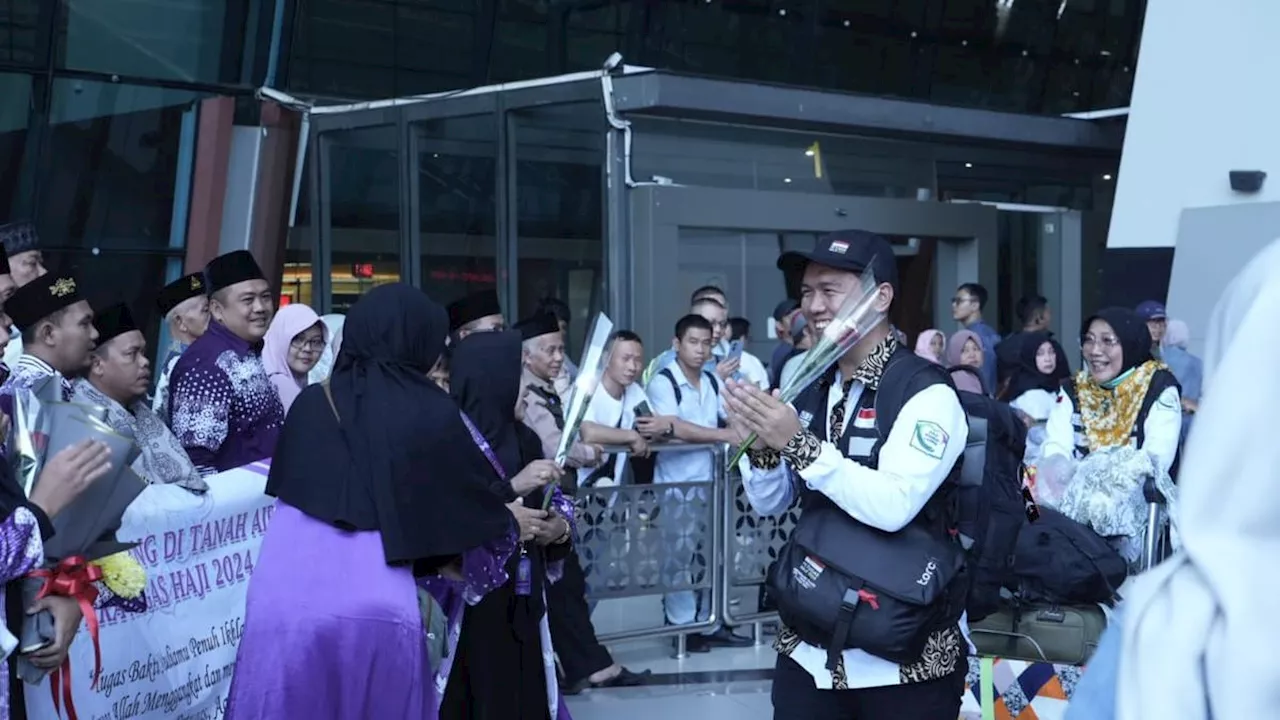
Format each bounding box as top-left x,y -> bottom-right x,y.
565,593 -> 777,719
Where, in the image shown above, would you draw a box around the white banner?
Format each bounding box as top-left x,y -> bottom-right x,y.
25,461 -> 275,720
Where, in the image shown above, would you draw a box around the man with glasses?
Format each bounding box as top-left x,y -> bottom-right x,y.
950,282 -> 1000,392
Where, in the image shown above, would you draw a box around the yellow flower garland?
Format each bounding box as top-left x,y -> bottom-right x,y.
1074,359 -> 1166,452
91,552 -> 147,599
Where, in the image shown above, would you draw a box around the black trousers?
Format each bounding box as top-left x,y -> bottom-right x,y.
545,551 -> 613,685
771,654 -> 965,720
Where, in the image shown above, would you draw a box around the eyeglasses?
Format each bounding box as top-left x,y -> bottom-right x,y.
1081,336 -> 1120,351
292,337 -> 326,351
950,296 -> 974,305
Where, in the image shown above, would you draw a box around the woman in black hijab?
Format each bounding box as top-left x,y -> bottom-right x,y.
999,331 -> 1070,463
227,284 -> 520,720
439,329 -> 576,720
1040,307 -> 1183,479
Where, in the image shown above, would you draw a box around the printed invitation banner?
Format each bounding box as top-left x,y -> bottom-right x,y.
25,461 -> 275,720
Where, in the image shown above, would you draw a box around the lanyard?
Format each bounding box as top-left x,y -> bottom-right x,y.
459,411 -> 508,480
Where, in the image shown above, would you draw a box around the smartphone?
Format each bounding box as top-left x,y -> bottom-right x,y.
633,401 -> 653,418
726,339 -> 745,362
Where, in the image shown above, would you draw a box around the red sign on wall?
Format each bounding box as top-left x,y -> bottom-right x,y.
279,295 -> 292,307
351,263 -> 375,278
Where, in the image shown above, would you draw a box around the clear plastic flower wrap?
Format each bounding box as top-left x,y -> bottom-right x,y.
727,266 -> 888,467
544,312 -> 615,510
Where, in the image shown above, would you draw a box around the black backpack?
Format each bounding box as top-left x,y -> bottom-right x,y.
877,364 -> 1029,623
1009,506 -> 1127,605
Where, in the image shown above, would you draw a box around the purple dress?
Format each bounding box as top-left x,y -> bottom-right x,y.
226,502 -> 515,719
167,322 -> 284,476
0,508 -> 46,720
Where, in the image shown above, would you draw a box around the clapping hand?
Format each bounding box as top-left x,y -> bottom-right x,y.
723,379 -> 801,450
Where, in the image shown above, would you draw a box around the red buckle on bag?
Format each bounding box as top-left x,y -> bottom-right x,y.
856,589 -> 880,610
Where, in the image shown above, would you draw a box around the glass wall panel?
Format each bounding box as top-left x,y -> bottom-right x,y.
416,114 -> 497,308
514,103 -> 604,357
0,0 -> 42,66
630,118 -> 934,199
57,0 -> 271,84
326,125 -> 401,312
282,154 -> 313,307
34,79 -> 208,252
0,73 -> 34,220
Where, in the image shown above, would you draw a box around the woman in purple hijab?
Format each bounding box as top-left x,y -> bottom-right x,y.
226,284 -> 518,719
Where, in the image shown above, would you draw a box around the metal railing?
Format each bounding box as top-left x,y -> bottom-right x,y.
572,442 -> 796,656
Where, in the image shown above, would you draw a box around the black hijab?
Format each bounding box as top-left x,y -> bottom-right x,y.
266,283 -> 513,565
450,330 -> 524,479
1002,331 -> 1070,400
1084,307 -> 1152,376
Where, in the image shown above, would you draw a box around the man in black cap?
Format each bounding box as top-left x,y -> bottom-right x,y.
0,221 -> 47,369
72,303 -> 205,492
151,272 -> 212,417
723,229 -> 970,719
167,250 -> 284,476
515,312 -> 600,468
447,289 -> 505,341
0,273 -> 98,408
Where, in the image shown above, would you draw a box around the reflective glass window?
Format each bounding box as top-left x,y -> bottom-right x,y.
0,0 -> 42,66
45,249 -> 181,351
57,0 -> 273,84
416,114 -> 498,308
34,79 -> 209,252
514,103 -> 604,357
0,73 -> 35,220
325,125 -> 401,312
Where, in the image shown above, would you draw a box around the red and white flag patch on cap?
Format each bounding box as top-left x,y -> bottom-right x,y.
853,407 -> 876,429
828,240 -> 850,254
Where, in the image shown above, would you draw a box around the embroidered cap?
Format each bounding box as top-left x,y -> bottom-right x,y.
0,220 -> 39,257
156,272 -> 207,315
776,229 -> 899,291
205,250 -> 266,294
514,312 -> 561,341
6,273 -> 85,329
93,303 -> 140,345
446,289 -> 503,332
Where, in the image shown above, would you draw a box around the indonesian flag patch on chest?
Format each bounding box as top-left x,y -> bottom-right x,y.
853,407 -> 876,429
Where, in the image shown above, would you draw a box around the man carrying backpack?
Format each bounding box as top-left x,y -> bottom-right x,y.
724,229 -> 971,720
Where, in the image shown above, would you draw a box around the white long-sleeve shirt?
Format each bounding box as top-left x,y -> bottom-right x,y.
738,379 -> 969,689
1042,384 -> 1182,477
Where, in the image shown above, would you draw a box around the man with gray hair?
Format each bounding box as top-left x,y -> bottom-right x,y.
516,312 -> 600,469
151,271 -> 211,418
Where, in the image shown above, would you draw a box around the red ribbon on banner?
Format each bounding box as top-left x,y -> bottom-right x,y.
28,556 -> 104,720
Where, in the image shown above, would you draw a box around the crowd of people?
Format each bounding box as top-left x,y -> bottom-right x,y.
0,214 -> 1264,719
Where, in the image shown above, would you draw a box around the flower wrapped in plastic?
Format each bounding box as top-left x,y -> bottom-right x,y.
543,312 -> 615,510
727,265 -> 888,467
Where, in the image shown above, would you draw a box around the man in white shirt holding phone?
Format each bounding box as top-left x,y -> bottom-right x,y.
579,330 -> 653,485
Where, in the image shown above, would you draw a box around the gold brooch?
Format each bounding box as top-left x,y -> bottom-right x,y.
190,275 -> 203,290
49,278 -> 76,298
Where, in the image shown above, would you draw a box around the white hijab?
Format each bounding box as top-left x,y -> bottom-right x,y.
1117,238 -> 1280,720
307,314 -> 346,384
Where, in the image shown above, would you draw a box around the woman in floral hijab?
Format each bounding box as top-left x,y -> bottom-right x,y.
1041,307 -> 1183,478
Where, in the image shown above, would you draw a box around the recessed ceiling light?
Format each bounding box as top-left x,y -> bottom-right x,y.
784,178 -> 793,183
1102,173 -> 1113,181
964,162 -> 973,168
804,149 -> 815,157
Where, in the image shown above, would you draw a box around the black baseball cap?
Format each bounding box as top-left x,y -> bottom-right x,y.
772,298 -> 800,321
777,229 -> 899,291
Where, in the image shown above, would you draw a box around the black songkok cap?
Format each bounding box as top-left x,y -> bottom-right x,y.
446,289 -> 503,332
6,274 -> 84,330
0,221 -> 39,257
0,242 -> 9,276
156,272 -> 206,315
204,250 -> 266,294
93,303 -> 139,345
514,312 -> 561,341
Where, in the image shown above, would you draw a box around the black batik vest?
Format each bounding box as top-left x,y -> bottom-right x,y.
527,385 -> 566,430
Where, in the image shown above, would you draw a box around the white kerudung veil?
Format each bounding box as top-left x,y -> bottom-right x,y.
1116,238 -> 1280,720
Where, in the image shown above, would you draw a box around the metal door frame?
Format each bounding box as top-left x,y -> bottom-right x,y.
625,186 -> 1000,352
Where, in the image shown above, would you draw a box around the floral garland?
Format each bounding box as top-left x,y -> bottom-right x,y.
91,551 -> 147,599
1074,359 -> 1165,452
